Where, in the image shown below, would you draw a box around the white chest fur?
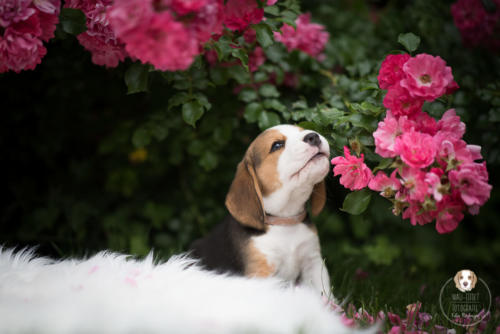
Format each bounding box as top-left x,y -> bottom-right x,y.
251,224 -> 323,285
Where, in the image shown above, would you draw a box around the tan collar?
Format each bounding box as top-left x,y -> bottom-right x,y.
264,211 -> 307,226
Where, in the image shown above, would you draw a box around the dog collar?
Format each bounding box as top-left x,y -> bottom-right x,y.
264,211 -> 307,226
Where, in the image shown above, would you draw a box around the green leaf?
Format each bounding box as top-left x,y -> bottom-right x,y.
253,23 -> 274,48
244,102 -> 263,122
373,158 -> 394,172
341,189 -> 372,215
194,92 -> 212,110
397,32 -> 421,53
125,63 -> 149,94
199,151 -> 218,171
258,111 -> 281,129
213,35 -> 233,61
259,84 -> 280,98
231,48 -> 249,72
132,128 -> 151,148
263,99 -> 286,112
264,5 -> 280,16
239,88 -> 259,103
182,101 -> 204,127
168,92 -> 190,110
59,8 -> 87,35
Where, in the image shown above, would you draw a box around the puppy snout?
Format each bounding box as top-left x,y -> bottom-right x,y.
463,281 -> 468,286
303,133 -> 321,147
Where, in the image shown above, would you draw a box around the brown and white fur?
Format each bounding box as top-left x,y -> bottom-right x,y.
454,269 -> 478,292
191,124 -> 331,296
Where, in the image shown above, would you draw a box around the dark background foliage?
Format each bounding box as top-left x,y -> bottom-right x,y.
1,0 -> 499,325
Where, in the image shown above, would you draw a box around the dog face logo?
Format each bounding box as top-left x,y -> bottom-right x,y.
454,269 -> 477,292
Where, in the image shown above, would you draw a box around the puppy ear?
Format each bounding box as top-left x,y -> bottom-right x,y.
310,180 -> 326,217
471,271 -> 478,288
225,158 -> 266,230
454,271 -> 461,289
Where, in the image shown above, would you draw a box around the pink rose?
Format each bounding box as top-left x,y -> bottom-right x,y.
435,193 -> 464,234
331,146 -> 373,190
425,168 -> 445,202
410,110 -> 438,136
449,162 -> 492,206
368,170 -> 401,197
377,53 -> 410,89
401,53 -> 455,101
398,166 -> 428,202
67,0 -> 127,68
394,130 -> 437,169
403,201 -> 434,226
0,15 -> 47,73
451,0 -> 500,50
373,112 -> 414,158
383,84 -> 424,118
0,0 -> 35,27
274,13 -> 329,60
436,109 -> 465,140
223,0 -> 264,31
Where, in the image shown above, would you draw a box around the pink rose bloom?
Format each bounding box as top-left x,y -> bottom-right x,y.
0,0 -> 36,27
38,10 -> 59,42
186,0 -> 223,44
274,13 -> 329,60
394,130 -> 437,169
33,0 -> 60,42
401,54 -> 455,101
0,15 -> 47,73
373,112 -> 414,158
425,168 -> 445,202
331,146 -> 373,191
128,12 -> 200,71
383,84 -> 424,118
449,162 -> 492,206
368,170 -> 401,197
377,53 -> 410,89
170,0 -> 208,16
435,193 -> 464,233
436,109 -> 465,140
451,0 -> 500,50
67,0 -> 128,68
398,166 -> 428,202
410,110 -> 438,135
403,201 -> 434,226
248,46 -> 265,72
434,137 -> 479,168
108,0 -> 222,71
223,0 -> 264,31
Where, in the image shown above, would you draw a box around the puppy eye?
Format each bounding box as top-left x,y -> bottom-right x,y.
270,140 -> 285,153
460,276 -> 463,279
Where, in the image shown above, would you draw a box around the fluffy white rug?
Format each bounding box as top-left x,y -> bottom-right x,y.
0,247 -> 361,333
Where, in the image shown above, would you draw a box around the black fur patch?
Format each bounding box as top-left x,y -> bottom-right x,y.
189,214 -> 264,275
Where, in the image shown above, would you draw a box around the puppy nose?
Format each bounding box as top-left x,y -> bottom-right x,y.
303,132 -> 321,147
463,282 -> 468,286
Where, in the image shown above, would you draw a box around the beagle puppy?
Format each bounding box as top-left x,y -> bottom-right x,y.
190,124 -> 331,295
454,269 -> 477,292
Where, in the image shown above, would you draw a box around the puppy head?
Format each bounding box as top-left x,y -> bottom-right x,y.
454,270 -> 477,291
225,125 -> 330,230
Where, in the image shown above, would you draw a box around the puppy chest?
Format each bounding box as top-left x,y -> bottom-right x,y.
250,224 -> 320,281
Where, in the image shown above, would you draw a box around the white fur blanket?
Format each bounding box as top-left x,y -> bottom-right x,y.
0,247 -> 358,333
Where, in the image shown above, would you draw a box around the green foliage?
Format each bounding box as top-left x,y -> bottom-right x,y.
341,189 -> 372,215
59,8 -> 87,35
398,32 -> 421,53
